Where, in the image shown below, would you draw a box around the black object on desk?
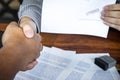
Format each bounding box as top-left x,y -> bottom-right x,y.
0,31 -> 3,48
95,55 -> 116,71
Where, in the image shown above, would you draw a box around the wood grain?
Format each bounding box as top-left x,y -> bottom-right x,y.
0,23 -> 120,68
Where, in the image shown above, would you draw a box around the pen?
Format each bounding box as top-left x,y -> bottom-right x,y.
86,8 -> 99,15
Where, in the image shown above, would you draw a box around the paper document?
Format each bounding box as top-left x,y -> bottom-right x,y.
14,46 -> 120,80
41,0 -> 116,38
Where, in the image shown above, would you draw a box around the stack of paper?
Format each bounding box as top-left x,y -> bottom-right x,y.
14,46 -> 120,80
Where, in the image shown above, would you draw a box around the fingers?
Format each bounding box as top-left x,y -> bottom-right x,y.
103,4 -> 120,11
22,60 -> 38,71
102,4 -> 120,18
34,34 -> 42,58
101,16 -> 120,26
101,10 -> 120,18
26,61 -> 38,70
101,4 -> 120,31
103,21 -> 120,31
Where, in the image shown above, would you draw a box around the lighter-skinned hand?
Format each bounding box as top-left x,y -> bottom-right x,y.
101,4 -> 120,31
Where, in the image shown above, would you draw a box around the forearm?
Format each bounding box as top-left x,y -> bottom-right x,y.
18,0 -> 43,32
0,46 -> 20,80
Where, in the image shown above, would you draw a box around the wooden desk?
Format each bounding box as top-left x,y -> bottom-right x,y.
0,23 -> 120,69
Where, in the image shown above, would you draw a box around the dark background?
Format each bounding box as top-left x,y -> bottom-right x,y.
0,0 -> 23,23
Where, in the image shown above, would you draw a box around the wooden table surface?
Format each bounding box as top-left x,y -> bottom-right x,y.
0,23 -> 120,69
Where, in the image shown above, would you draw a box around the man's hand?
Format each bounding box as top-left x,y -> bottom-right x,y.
20,17 -> 37,38
101,4 -> 120,31
2,22 -> 42,71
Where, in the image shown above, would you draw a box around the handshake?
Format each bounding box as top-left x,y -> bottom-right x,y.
0,17 -> 38,47
0,17 -> 42,80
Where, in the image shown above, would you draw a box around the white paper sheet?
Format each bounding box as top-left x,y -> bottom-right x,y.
41,0 -> 116,38
14,46 -> 120,80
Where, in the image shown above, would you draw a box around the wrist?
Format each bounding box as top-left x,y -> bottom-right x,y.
20,16 -> 33,23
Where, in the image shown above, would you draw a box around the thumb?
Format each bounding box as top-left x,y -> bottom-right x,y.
22,24 -> 34,38
20,21 -> 36,38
